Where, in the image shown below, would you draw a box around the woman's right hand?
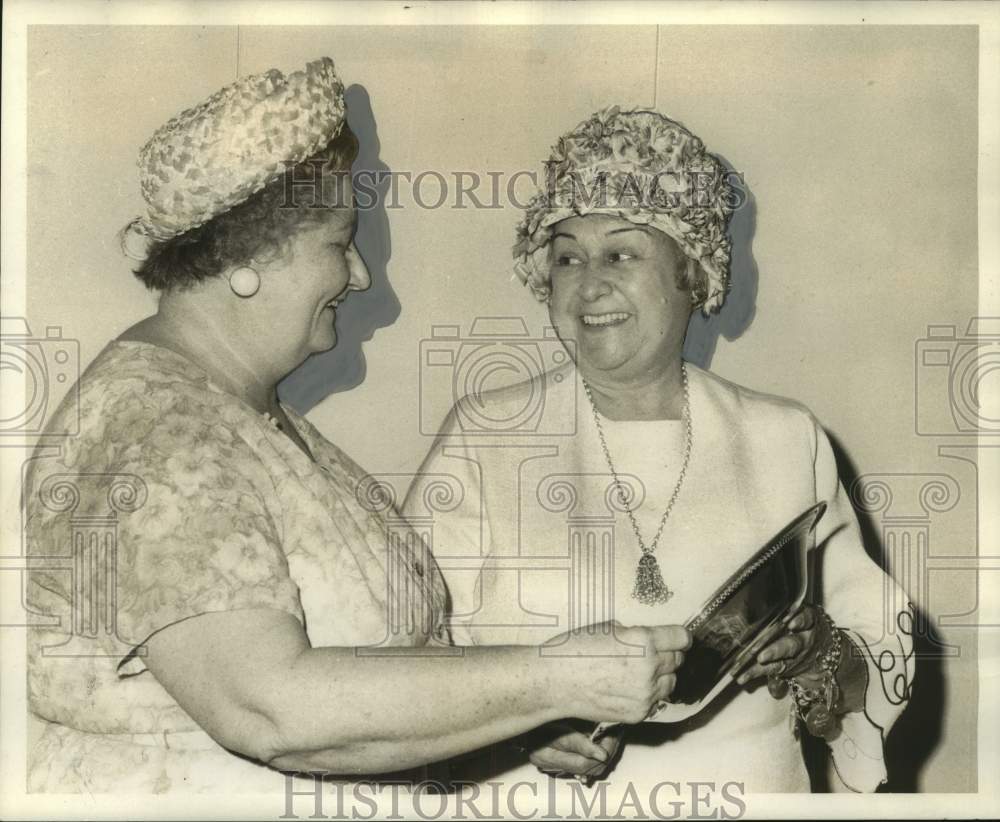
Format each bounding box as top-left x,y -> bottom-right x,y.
543,621 -> 691,725
521,719 -> 625,782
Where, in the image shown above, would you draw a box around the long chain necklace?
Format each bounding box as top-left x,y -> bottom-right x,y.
582,363 -> 692,606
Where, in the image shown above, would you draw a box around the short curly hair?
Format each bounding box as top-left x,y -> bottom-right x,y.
131,123 -> 359,292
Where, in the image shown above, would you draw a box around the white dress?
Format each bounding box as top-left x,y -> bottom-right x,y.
404,362 -> 914,794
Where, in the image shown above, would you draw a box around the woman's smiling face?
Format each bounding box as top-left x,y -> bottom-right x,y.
263,195 -> 370,364
546,214 -> 693,383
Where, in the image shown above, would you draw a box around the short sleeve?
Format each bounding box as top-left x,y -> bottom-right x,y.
110,409 -> 304,676
807,412 -> 916,792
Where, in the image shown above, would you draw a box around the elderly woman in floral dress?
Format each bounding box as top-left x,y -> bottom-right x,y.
24,65 -> 690,794
408,107 -> 914,795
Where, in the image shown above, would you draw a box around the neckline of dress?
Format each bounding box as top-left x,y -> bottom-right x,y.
109,338 -> 320,464
594,413 -> 685,427
586,389 -> 691,428
574,363 -> 695,428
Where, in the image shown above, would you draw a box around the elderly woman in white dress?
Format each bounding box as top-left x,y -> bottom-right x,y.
406,107 -> 914,795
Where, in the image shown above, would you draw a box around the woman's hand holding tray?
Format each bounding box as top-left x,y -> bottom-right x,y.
590,502 -> 827,741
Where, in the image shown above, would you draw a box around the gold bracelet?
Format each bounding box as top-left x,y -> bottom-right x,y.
787,609 -> 842,740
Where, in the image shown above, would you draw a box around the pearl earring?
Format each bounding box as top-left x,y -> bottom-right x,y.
228,266 -> 260,298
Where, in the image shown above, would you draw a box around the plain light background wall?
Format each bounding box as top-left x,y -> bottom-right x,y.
25,25 -> 980,792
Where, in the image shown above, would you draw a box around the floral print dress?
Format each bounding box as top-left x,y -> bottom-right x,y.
25,340 -> 448,793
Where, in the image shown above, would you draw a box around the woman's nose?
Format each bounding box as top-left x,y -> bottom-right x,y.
578,265 -> 613,301
345,242 -> 371,292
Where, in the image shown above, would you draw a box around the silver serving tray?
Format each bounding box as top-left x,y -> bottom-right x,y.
593,501 -> 826,737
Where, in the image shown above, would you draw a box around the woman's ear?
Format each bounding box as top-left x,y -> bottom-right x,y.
681,256 -> 704,307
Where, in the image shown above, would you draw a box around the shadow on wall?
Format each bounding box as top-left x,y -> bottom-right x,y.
809,432 -> 950,793
683,155 -> 758,369
279,85 -> 400,413
687,157 -> 950,792
279,122 -> 754,407
681,146 -> 949,790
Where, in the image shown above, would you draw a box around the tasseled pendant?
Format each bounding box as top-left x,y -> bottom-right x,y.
633,553 -> 673,605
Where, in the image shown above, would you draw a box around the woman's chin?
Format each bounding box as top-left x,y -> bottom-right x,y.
577,347 -> 635,377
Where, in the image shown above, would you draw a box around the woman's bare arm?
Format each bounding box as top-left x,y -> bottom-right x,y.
144,607 -> 689,775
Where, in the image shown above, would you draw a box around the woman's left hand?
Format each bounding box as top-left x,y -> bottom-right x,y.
736,605 -> 831,686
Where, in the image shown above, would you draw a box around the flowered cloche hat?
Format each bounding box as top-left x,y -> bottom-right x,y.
122,57 -> 346,258
513,107 -> 736,314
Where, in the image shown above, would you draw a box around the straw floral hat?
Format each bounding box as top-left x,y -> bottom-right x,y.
122,57 -> 346,257
513,106 -> 737,314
